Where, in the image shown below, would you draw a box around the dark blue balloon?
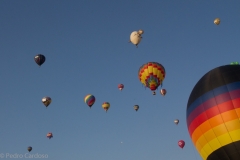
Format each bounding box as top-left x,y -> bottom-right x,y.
34,54 -> 45,66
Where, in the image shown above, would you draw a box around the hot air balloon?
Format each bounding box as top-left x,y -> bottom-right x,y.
187,65 -> 240,160
178,140 -> 185,149
42,97 -> 51,108
27,146 -> 32,152
160,89 -> 167,96
102,102 -> 110,112
214,18 -> 220,25
174,119 -> 179,125
230,62 -> 239,65
138,62 -> 166,95
46,132 -> 53,139
129,30 -> 143,48
84,94 -> 95,108
118,84 -> 124,91
34,54 -> 45,66
133,105 -> 139,111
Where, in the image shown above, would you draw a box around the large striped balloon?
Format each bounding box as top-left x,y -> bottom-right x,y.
138,62 -> 165,91
187,65 -> 240,160
84,94 -> 95,108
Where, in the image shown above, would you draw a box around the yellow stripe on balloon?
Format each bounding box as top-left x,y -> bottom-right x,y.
194,119 -> 240,159
199,129 -> 240,159
84,95 -> 90,102
140,67 -> 149,83
195,119 -> 240,151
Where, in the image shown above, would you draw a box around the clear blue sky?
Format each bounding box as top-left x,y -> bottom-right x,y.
0,1 -> 239,160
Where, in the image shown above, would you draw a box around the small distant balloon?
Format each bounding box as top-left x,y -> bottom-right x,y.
160,89 -> 167,96
84,94 -> 95,108
42,97 -> 52,108
214,18 -> 220,25
118,84 -> 124,91
102,102 -> 110,112
133,105 -> 139,111
174,119 -> 179,125
178,140 -> 185,149
34,54 -> 45,66
27,146 -> 32,152
46,132 -> 53,139
129,30 -> 144,48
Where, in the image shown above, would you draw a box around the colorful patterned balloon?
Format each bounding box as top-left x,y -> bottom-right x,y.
84,94 -> 95,108
138,62 -> 165,94
187,65 -> 240,160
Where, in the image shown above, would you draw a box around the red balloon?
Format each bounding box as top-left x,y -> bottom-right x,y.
178,140 -> 185,149
118,84 -> 124,91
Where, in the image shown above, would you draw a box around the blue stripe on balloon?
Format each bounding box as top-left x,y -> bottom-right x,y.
186,81 -> 240,118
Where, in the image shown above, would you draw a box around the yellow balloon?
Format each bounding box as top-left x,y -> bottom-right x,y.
214,18 -> 220,25
102,102 -> 110,112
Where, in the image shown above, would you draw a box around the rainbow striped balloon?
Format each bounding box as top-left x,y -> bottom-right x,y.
84,94 -> 95,108
187,65 -> 240,160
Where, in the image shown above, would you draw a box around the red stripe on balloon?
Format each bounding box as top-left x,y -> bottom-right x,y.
188,98 -> 240,136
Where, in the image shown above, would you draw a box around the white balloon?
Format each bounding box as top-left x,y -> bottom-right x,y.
130,31 -> 142,46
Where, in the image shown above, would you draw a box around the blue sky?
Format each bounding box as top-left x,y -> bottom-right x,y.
0,1 -> 239,159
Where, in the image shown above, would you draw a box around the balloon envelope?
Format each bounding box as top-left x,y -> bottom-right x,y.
27,146 -> 32,152
178,140 -> 185,148
138,62 -> 166,92
34,54 -> 45,66
102,102 -> 110,112
118,84 -> 124,91
160,89 -> 167,96
187,65 -> 240,160
46,132 -> 53,139
133,105 -> 139,111
214,18 -> 220,25
42,97 -> 52,107
84,94 -> 95,107
130,31 -> 142,46
174,119 -> 179,125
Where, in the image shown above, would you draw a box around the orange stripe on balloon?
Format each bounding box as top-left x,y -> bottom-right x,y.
191,108 -> 240,145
